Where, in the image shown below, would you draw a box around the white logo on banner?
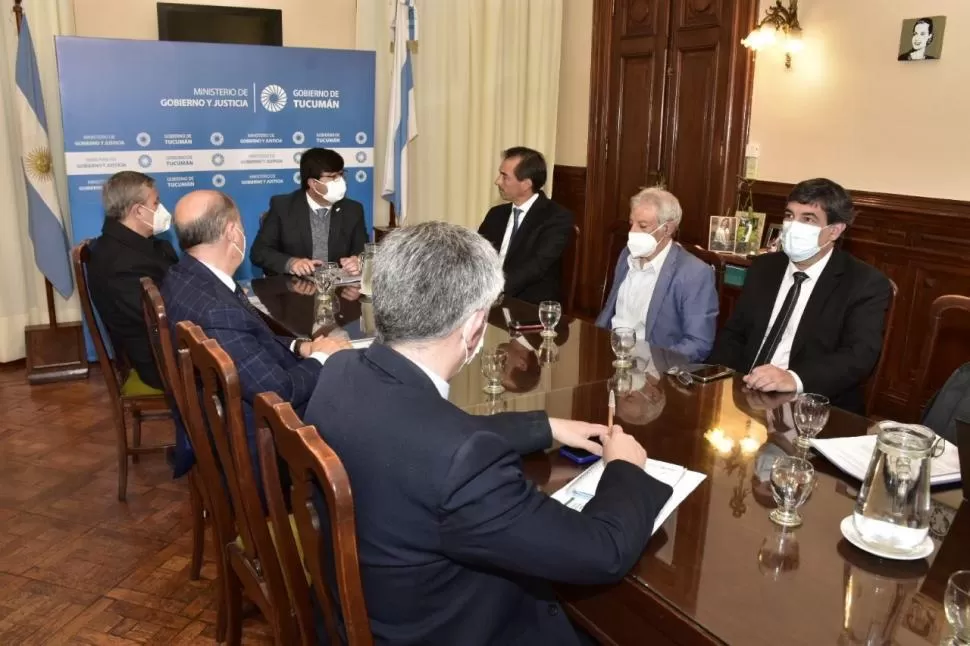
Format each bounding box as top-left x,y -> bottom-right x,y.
355,151 -> 367,163
293,152 -> 302,163
213,174 -> 226,188
261,85 -> 288,112
355,132 -> 367,145
211,132 -> 224,146
292,131 -> 305,145
138,154 -> 152,168
136,132 -> 151,147
293,171 -> 301,184
355,170 -> 367,183
212,153 -> 225,166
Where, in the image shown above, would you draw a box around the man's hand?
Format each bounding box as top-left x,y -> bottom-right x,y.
602,426 -> 647,468
744,365 -> 797,393
339,286 -> 361,301
549,418 -> 609,456
287,257 -> 323,277
286,277 -> 316,295
340,256 -> 361,276
743,388 -> 796,411
307,336 -> 352,356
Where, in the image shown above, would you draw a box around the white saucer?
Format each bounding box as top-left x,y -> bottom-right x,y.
840,515 -> 934,561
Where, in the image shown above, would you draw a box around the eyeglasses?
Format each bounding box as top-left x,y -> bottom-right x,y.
666,366 -> 694,387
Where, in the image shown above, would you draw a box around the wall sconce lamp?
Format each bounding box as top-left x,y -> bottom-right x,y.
741,0 -> 803,70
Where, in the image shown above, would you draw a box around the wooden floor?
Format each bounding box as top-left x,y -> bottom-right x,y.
0,362 -> 271,645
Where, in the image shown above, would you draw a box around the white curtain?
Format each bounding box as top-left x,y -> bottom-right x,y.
359,0 -> 564,230
0,0 -> 78,363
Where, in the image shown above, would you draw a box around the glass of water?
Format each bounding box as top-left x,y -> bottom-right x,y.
360,242 -> 377,296
945,570 -> 970,644
611,327 -> 637,368
768,456 -> 815,528
314,262 -> 338,299
481,348 -> 508,395
538,301 -> 562,338
793,393 -> 830,450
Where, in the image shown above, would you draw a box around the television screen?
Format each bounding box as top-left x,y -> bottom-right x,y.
157,3 -> 282,47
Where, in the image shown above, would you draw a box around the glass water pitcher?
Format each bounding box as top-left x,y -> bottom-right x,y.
359,242 -> 377,296
852,422 -> 943,552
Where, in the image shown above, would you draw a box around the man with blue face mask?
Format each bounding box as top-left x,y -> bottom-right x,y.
596,187 -> 718,363
251,147 -> 367,277
88,171 -> 177,394
708,178 -> 892,414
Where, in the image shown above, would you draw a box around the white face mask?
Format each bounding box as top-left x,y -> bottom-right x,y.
316,176 -> 347,203
461,317 -> 486,368
139,203 -> 171,235
781,220 -> 828,263
627,224 -> 665,259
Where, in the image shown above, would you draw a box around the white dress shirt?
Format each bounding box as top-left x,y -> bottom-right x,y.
306,191 -> 329,213
406,355 -> 451,399
611,241 -> 673,343
755,250 -> 833,392
498,192 -> 540,259
198,259 -> 329,366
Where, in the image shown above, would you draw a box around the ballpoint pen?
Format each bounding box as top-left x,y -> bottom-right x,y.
608,389 -> 615,436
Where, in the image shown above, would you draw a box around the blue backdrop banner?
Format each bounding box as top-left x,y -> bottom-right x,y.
56,37 -> 376,282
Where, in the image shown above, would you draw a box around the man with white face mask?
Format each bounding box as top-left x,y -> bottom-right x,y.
250,147 -> 367,277
709,178 -> 892,414
596,187 -> 718,362
304,222 -> 672,646
88,171 -> 177,394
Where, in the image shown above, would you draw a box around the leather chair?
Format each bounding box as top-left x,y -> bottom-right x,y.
907,295 -> 970,422
863,278 -> 899,416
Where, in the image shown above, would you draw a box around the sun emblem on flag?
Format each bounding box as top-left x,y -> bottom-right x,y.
24,147 -> 53,181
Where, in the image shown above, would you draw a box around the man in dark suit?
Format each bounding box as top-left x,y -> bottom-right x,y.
250,147 -> 367,277
708,178 -> 892,414
161,189 -> 349,476
305,221 -> 672,645
478,147 -> 574,304
87,171 -> 177,394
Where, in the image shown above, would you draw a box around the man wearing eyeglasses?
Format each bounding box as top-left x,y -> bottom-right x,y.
251,147 -> 367,277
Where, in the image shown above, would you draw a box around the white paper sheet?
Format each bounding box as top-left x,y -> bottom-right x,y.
551,459 -> 706,535
810,435 -> 961,485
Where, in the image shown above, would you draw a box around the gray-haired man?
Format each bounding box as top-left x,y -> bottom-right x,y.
304,221 -> 672,646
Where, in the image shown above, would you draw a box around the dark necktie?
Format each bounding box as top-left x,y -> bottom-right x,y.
233,284 -> 260,315
510,207 -> 523,242
751,271 -> 809,370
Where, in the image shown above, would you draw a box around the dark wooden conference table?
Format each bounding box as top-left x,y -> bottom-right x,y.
250,275 -> 968,646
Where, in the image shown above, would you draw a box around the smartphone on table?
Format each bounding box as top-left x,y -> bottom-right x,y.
560,446 -> 600,465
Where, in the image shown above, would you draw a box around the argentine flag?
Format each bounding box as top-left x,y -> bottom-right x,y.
381,0 -> 418,225
17,14 -> 73,298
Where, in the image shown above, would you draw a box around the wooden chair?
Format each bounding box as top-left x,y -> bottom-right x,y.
561,225 -> 581,315
906,295 -> 970,423
139,279 -> 207,583
255,392 -> 373,646
177,323 -> 297,645
863,278 -> 899,416
72,240 -> 173,501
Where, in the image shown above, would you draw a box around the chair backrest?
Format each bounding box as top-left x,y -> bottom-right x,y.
72,240 -> 124,404
255,392 -> 373,646
864,278 -> 899,416
561,225 -> 581,315
599,221 -> 631,311
176,322 -> 295,640
140,277 -> 184,413
908,295 -> 970,422
957,417 -> 969,500
686,244 -> 726,302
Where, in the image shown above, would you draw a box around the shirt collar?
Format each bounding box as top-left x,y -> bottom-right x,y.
306,191 -> 329,213
787,247 -> 833,282
627,239 -> 674,273
511,192 -> 540,216
404,355 -> 451,399
198,260 -> 237,292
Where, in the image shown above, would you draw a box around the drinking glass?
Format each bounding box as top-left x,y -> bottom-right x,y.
793,393 -> 830,450
945,570 -> 970,644
538,301 -> 562,338
757,528 -> 800,581
537,338 -> 559,365
768,456 -> 815,527
481,348 -> 508,395
360,242 -> 377,296
611,327 -> 637,368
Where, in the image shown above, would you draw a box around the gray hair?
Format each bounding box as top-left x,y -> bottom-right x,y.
373,222 -> 504,344
175,192 -> 238,250
102,171 -> 155,221
629,187 -> 682,226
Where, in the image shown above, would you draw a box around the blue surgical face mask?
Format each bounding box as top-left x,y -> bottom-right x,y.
781,220 -> 830,262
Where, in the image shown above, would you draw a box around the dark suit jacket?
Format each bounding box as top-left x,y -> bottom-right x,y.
250,188 -> 367,276
304,343 -> 672,646
160,253 -> 322,477
708,250 -> 891,414
478,191 -> 574,304
87,219 -> 177,389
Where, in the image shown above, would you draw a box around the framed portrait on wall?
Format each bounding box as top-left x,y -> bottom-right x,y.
709,215 -> 737,253
898,16 -> 946,61
733,211 -> 766,256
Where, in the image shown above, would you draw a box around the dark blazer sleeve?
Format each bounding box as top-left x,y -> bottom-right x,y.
250,195 -> 294,276
438,431 -> 672,585
503,207 -> 574,297
475,411 -> 552,455
477,206 -> 504,250
794,272 -> 891,399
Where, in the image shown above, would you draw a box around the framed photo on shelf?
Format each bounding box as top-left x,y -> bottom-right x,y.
733,211 -> 766,256
708,215 -> 737,252
764,223 -> 783,253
